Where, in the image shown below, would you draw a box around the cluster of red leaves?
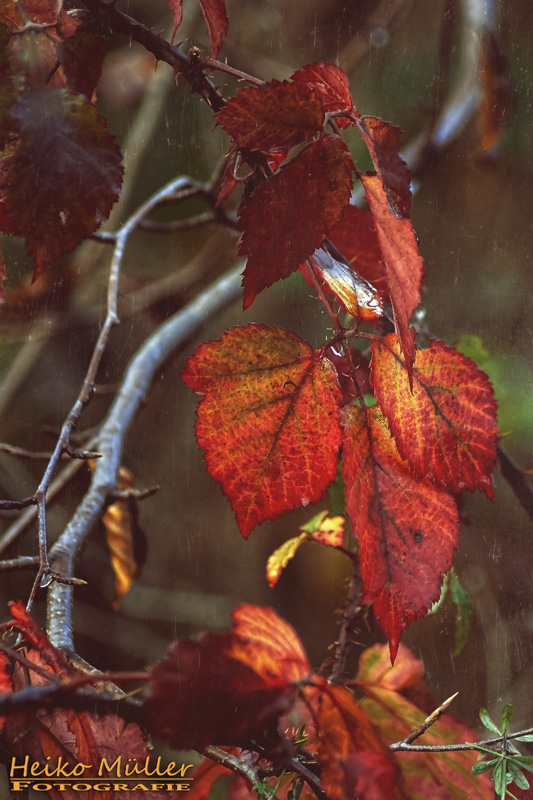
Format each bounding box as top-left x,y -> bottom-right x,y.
184,62 -> 499,660
0,1 -> 121,281
0,602 -> 170,800
145,603 -> 492,800
0,603 -> 492,800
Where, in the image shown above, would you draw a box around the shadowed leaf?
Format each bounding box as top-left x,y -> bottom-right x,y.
0,88 -> 123,280
239,133 -> 353,308
145,605 -> 310,749
357,116 -> 411,218
292,62 -> 354,128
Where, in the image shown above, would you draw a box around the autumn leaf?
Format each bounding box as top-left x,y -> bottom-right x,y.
145,604 -> 310,749
342,406 -> 459,662
0,88 -> 123,280
371,334 -> 498,497
356,643 -> 493,799
266,511 -> 345,587
182,324 -> 343,538
0,23 -> 15,149
102,467 -> 148,609
360,173 -> 424,373
239,133 -> 354,308
292,62 -> 354,127
57,33 -> 109,100
302,681 -> 407,800
0,650 -> 12,734
356,116 -> 412,218
3,603 -> 170,800
216,79 -> 324,152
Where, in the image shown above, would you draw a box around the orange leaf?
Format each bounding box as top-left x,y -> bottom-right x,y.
216,79 -> 324,152
238,133 -> 354,308
360,173 -> 424,375
342,406 -> 459,662
145,604 -> 310,749
356,644 -> 493,799
182,324 -> 343,538
371,334 -> 498,497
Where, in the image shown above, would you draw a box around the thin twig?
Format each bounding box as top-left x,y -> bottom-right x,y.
403,692 -> 459,744
496,442 -> 533,523
0,556 -> 39,572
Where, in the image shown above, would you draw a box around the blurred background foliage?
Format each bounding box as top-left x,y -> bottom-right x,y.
0,0 -> 532,743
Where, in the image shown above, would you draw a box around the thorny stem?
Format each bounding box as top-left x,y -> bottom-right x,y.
329,574 -> 364,685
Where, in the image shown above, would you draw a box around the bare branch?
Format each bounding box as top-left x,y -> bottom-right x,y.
47,262 -> 243,652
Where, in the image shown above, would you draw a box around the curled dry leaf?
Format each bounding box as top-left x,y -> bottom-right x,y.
102,466 -> 147,609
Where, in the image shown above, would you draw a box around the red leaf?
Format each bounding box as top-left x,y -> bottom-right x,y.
342,406 -> 459,661
168,0 -> 183,43
7,600 -> 71,671
216,80 -> 324,152
343,753 -> 404,800
199,0 -> 228,57
0,88 -> 123,280
145,604 -> 309,749
2,609 -> 169,800
183,325 -> 343,537
0,650 -> 12,734
57,33 -> 109,100
357,116 -> 412,218
239,133 -> 354,308
291,62 -> 354,128
360,173 -> 424,374
328,204 -> 389,302
371,334 -> 498,497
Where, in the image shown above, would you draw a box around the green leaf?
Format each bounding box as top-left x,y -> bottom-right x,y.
455,333 -> 492,365
492,759 -> 505,796
507,760 -> 529,790
501,704 -> 514,734
515,734 -> 533,743
472,758 -> 499,775
511,756 -> 533,773
479,707 -> 501,735
450,569 -> 473,656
